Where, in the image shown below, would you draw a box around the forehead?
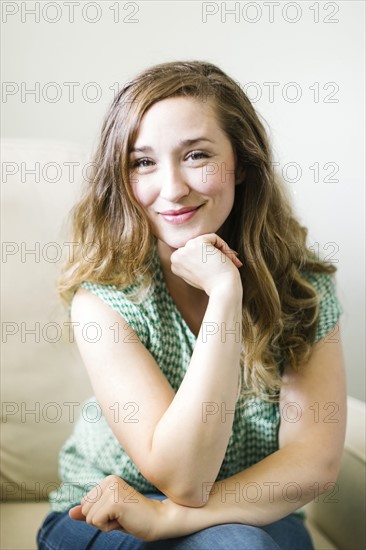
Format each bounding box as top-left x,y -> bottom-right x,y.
133,96 -> 222,144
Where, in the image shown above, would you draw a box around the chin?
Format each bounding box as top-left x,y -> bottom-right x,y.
158,228 -> 221,250
160,238 -> 191,250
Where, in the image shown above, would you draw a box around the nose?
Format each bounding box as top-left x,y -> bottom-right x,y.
159,163 -> 190,202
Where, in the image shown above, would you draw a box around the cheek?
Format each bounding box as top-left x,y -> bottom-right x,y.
198,163 -> 236,199
131,180 -> 156,208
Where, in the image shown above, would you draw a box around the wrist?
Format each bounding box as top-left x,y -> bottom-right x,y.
155,498 -> 190,540
156,492 -> 236,539
208,273 -> 243,299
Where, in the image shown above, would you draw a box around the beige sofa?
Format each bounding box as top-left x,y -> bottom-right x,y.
1,140 -> 365,550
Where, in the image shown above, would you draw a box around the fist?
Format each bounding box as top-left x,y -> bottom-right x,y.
170,234 -> 242,295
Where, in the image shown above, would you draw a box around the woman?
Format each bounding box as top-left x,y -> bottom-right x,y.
37,60 -> 346,549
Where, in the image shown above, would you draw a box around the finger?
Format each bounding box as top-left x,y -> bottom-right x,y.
80,478 -> 108,515
225,249 -> 243,268
232,255 -> 243,268
203,235 -> 243,268
96,519 -> 124,532
84,500 -> 116,530
83,487 -> 117,528
81,492 -> 103,519
69,505 -> 86,521
203,233 -> 234,255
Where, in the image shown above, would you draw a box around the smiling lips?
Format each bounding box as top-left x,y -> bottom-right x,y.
159,205 -> 203,224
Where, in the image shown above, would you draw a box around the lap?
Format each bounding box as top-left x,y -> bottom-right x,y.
37,495 -> 314,550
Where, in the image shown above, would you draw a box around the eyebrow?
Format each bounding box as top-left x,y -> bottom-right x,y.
130,137 -> 215,154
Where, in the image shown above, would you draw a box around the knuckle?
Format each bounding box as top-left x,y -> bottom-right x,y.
106,474 -> 118,482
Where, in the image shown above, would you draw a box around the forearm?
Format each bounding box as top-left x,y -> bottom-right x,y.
156,443 -> 335,539
149,282 -> 242,503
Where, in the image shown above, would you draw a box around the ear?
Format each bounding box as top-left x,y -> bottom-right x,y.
235,166 -> 246,185
232,148 -> 246,185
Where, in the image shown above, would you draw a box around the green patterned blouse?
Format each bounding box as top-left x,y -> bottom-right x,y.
49,247 -> 342,513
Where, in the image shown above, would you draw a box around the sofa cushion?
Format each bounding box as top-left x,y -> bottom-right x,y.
305,519 -> 337,550
1,140 -> 93,501
0,502 -> 51,550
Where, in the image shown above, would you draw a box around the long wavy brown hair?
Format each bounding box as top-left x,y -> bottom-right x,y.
58,60 -> 336,400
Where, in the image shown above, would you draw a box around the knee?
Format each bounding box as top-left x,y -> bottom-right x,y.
171,523 -> 280,550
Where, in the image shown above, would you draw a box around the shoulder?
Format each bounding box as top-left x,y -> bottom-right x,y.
78,279 -> 148,313
301,270 -> 342,342
71,279 -> 154,346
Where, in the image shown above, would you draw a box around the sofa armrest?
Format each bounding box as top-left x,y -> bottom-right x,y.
304,396 -> 366,550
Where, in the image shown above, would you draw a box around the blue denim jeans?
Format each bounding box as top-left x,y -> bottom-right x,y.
37,494 -> 314,550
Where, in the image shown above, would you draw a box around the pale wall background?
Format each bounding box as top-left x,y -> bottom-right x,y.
1,0 -> 365,400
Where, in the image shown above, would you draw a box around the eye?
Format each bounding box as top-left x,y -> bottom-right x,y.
130,158 -> 154,169
186,151 -> 210,161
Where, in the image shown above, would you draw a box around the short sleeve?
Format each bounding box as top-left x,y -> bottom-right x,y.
302,272 -> 343,342
76,281 -> 150,346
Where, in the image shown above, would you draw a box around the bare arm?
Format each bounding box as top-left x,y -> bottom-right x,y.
71,234 -> 242,506
157,328 -> 347,536
71,326 -> 346,539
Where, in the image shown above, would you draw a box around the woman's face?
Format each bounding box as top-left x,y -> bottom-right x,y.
129,96 -> 237,250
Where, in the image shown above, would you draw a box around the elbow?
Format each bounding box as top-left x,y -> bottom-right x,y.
296,437 -> 345,489
164,485 -> 208,508
320,456 -> 343,487
146,469 -> 209,507
310,454 -> 342,498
